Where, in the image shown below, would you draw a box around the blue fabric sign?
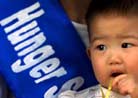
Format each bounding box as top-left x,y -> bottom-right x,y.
0,0 -> 97,98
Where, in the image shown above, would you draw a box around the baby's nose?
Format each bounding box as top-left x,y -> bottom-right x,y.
107,51 -> 123,66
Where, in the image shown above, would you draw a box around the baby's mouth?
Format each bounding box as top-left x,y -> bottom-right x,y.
111,72 -> 123,77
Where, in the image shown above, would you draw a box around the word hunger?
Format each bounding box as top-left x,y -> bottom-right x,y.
0,2 -> 67,84
0,2 -> 86,98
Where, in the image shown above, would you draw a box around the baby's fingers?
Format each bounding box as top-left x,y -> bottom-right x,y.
112,74 -> 128,94
112,74 -> 127,88
117,79 -> 129,95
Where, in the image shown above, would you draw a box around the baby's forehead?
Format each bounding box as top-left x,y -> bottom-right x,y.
88,14 -> 138,41
90,13 -> 138,29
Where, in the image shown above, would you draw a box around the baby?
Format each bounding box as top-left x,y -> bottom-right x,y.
58,0 -> 138,98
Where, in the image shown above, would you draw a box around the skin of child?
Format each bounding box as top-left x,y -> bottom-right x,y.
87,13 -> 138,98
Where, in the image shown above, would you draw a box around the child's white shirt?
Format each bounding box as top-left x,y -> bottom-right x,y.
58,85 -> 131,98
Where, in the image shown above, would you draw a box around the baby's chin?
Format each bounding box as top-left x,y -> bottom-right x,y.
99,82 -> 109,89
103,78 -> 120,94
100,80 -> 120,94
99,79 -> 113,88
111,87 -> 120,94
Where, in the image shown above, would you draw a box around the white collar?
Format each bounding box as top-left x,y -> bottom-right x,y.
87,85 -> 131,98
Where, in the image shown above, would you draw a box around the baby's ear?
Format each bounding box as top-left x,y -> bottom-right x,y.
86,47 -> 91,59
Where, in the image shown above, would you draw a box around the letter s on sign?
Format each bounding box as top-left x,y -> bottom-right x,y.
44,76 -> 84,98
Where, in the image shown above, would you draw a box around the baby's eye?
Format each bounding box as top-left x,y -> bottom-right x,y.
96,45 -> 106,51
121,43 -> 133,48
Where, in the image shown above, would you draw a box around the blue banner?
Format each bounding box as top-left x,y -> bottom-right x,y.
0,0 -> 97,98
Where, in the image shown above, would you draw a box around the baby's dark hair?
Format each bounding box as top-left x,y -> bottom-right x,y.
86,0 -> 138,34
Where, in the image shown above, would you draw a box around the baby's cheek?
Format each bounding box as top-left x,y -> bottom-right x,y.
127,65 -> 138,79
95,70 -> 109,87
125,57 -> 138,77
133,73 -> 138,82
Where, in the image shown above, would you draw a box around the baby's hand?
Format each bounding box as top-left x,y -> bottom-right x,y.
112,74 -> 138,98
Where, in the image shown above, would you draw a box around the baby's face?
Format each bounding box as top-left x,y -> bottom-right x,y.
88,14 -> 138,88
